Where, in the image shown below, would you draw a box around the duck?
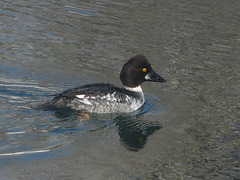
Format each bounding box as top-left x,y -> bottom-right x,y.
40,55 -> 166,113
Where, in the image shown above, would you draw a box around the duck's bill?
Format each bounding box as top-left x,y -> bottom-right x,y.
146,70 -> 167,82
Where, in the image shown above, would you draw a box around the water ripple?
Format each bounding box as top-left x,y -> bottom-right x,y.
61,5 -> 98,16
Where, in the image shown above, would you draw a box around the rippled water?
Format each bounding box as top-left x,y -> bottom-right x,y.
0,0 -> 239,179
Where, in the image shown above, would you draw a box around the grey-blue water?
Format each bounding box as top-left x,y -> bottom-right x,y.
0,0 -> 239,179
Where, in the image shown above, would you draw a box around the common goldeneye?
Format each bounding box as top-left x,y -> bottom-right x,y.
41,55 -> 166,113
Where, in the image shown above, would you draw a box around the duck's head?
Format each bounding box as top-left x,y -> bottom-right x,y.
120,55 -> 166,88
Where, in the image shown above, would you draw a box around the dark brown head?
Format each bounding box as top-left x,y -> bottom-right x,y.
120,55 -> 166,87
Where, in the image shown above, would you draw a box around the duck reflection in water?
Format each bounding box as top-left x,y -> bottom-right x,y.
47,107 -> 162,152
114,111 -> 162,152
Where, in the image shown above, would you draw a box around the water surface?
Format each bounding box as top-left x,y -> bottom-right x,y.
0,0 -> 239,179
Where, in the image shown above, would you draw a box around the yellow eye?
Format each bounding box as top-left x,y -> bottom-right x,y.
142,68 -> 147,72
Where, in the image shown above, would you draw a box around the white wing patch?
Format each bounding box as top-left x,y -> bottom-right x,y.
76,94 -> 85,99
76,94 -> 92,105
75,92 -> 119,106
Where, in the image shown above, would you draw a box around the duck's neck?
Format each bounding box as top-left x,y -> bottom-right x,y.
124,85 -> 143,93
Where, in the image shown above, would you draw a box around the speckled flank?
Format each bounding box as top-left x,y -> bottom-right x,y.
70,90 -> 144,113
